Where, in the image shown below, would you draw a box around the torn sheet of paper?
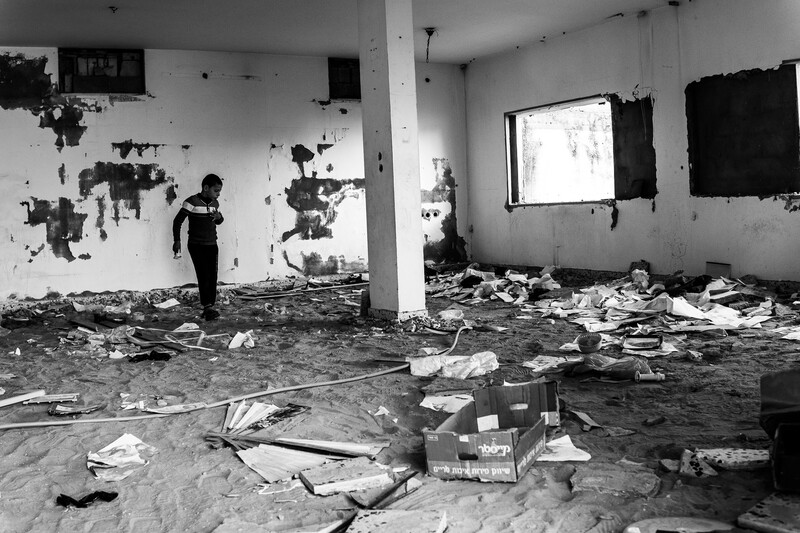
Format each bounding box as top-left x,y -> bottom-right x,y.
440,351 -> 499,379
535,435 -> 591,462
409,355 -> 469,377
522,355 -> 584,373
373,406 -> 390,417
420,394 -> 474,413
228,330 -> 255,349
87,434 -> 157,481
153,298 -> 180,309
621,342 -> 679,358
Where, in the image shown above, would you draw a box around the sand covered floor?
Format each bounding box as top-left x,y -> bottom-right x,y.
0,271 -> 791,532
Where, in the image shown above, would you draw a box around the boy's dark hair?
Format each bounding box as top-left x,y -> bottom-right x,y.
202,173 -> 223,188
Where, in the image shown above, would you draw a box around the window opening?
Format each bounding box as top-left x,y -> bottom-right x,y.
328,58 -> 360,100
58,48 -> 145,94
686,64 -> 800,197
506,94 -> 656,206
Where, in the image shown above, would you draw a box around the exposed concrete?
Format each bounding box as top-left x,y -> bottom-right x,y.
357,0 -> 427,318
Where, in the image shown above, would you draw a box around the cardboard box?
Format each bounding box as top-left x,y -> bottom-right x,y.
423,381 -> 559,482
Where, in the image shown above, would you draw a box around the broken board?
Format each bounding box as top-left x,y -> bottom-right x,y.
696,448 -> 770,470
737,492 -> 800,533
299,456 -> 393,496
237,444 -> 330,483
346,510 -> 447,533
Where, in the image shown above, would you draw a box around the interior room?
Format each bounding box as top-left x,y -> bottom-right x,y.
1,1 -> 800,531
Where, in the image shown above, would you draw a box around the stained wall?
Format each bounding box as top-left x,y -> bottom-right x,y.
464,0 -> 800,280
0,49 -> 467,299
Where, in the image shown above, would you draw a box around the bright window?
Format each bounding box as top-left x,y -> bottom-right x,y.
507,97 -> 615,205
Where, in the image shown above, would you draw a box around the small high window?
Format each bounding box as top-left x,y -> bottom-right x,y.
328,58 -> 360,100
506,94 -> 656,206
58,48 -> 145,94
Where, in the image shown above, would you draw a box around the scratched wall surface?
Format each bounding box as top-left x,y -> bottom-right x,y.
0,48 -> 467,299
465,0 -> 800,281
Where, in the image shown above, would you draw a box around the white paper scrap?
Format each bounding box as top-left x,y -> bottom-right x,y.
153,298 -> 180,309
536,435 -> 591,462
420,394 -> 474,413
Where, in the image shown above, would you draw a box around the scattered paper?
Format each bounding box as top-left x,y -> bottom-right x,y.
108,349 -> 127,359
536,435 -> 591,462
87,434 -> 156,481
420,394 -> 474,413
153,298 -> 180,309
228,330 -> 255,349
143,402 -> 206,414
522,355 -> 583,373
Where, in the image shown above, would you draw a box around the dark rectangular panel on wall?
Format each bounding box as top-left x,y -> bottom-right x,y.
611,95 -> 657,199
328,58 -> 361,100
686,65 -> 800,196
59,49 -> 145,94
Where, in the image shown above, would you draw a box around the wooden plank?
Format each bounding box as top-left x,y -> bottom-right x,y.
0,390 -> 46,409
237,444 -> 332,483
274,438 -> 389,457
299,456 -> 394,496
738,492 -> 800,533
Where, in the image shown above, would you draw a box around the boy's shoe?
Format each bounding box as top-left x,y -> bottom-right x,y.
202,307 -> 220,321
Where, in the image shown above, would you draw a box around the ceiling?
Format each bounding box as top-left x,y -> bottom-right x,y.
0,0 -> 671,65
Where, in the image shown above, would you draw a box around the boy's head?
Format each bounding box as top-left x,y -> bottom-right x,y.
201,173 -> 223,199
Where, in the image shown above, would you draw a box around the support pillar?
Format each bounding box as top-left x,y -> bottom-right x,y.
357,0 -> 427,321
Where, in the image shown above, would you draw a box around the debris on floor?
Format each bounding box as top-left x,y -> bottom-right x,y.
623,516 -> 734,533
299,456 -> 395,496
86,433 -> 156,481
424,381 -> 558,482
56,491 -> 118,509
1,266 -> 798,530
737,492 -> 800,533
346,509 -> 447,533
570,462 -> 661,498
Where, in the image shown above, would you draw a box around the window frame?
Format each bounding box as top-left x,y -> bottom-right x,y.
505,94 -> 615,207
58,48 -> 146,95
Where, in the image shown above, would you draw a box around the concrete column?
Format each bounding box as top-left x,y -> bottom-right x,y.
357,0 -> 427,321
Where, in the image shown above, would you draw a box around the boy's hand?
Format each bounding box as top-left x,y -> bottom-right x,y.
172,242 -> 181,255
212,211 -> 222,222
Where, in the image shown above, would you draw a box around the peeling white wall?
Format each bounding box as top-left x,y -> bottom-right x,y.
464,0 -> 800,280
0,48 -> 466,300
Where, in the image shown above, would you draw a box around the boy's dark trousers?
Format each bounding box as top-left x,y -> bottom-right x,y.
187,243 -> 218,308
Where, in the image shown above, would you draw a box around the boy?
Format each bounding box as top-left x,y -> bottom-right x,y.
172,174 -> 224,320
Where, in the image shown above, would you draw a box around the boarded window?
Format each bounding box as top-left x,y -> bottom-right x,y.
686,65 -> 800,196
611,95 -> 657,200
505,95 -> 656,205
328,58 -> 361,100
58,49 -> 145,94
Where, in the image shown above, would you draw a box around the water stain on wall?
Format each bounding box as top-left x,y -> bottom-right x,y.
165,185 -> 177,205
0,54 -> 51,110
95,196 -> 106,239
78,162 -> 172,224
0,53 -> 92,151
421,158 -> 466,263
280,143 -> 365,242
20,197 -> 88,262
112,140 -> 164,159
38,105 -> 87,150
300,251 -> 367,276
